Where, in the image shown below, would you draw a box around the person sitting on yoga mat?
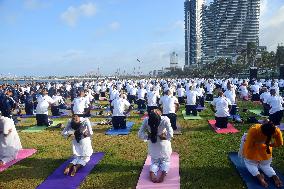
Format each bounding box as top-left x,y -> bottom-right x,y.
266,89 -> 284,126
35,88 -> 55,126
0,113 -> 22,166
138,109 -> 173,183
62,114 -> 93,176
111,93 -> 132,129
71,89 -> 89,117
185,86 -> 198,116
242,121 -> 283,188
210,91 -> 232,128
260,87 -> 271,116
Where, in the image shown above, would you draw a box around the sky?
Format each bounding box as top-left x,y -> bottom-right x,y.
0,0 -> 283,76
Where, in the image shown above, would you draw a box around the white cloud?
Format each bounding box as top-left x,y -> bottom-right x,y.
260,0 -> 268,18
60,2 -> 97,27
109,21 -> 120,30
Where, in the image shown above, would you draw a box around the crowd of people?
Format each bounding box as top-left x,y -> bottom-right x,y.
0,77 -> 284,186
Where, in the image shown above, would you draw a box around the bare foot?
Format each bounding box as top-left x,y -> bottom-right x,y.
63,164 -> 73,175
150,172 -> 157,183
157,171 -> 167,183
272,175 -> 283,188
70,165 -> 77,177
257,174 -> 268,188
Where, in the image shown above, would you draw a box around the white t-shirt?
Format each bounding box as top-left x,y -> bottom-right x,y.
52,95 -> 64,106
224,90 -> 236,105
266,95 -> 284,114
72,97 -> 89,114
111,98 -> 130,116
138,88 -> 147,100
186,90 -> 198,105
147,91 -> 160,107
36,95 -> 55,115
211,96 -> 232,117
260,92 -> 271,103
159,95 -> 178,114
177,88 -> 186,97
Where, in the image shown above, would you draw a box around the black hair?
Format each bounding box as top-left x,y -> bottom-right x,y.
261,122 -> 276,154
148,111 -> 161,143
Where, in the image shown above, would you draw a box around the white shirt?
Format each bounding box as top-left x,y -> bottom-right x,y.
159,95 -> 178,114
260,92 -> 271,103
36,95 -> 55,115
177,88 -> 186,97
224,90 -> 236,105
250,84 -> 260,94
138,116 -> 173,160
129,87 -> 138,96
137,88 -> 147,100
266,95 -> 284,114
72,97 -> 89,114
239,85 -> 248,97
147,91 -> 160,107
186,90 -> 198,105
52,95 -> 64,106
111,98 -> 130,117
211,96 -> 232,117
206,83 -> 214,94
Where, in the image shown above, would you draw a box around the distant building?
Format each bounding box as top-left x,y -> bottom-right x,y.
170,52 -> 179,68
185,0 -> 260,66
184,0 -> 204,67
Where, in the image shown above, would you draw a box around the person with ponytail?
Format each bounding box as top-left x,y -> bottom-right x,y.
242,121 -> 283,188
138,109 -> 173,183
61,114 -> 93,176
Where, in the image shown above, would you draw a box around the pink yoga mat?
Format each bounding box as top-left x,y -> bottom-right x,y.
208,120 -> 239,134
136,152 -> 180,189
0,149 -> 37,172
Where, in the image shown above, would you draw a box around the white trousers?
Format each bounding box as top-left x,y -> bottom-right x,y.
70,155 -> 90,166
244,158 -> 276,177
150,157 -> 170,176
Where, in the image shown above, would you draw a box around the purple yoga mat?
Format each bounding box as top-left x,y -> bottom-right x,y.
36,152 -> 104,189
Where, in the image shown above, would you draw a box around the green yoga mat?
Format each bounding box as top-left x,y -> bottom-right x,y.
248,109 -> 268,117
22,120 -> 64,133
182,110 -> 202,120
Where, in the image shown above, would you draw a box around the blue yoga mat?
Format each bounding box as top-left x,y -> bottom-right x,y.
36,152 -> 104,189
106,122 -> 134,135
229,152 -> 284,189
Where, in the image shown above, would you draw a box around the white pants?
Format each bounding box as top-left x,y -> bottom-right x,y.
70,155 -> 90,166
150,157 -> 170,176
244,158 -> 276,177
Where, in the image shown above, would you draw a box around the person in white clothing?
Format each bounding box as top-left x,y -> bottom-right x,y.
51,91 -> 65,116
250,82 -> 260,101
0,114 -> 22,166
36,88 -> 55,126
224,85 -> 237,116
185,86 -> 199,116
147,88 -> 160,115
62,114 -> 93,176
266,89 -> 284,126
176,85 -> 186,104
138,109 -> 173,183
260,87 -> 271,116
72,90 -> 89,117
111,93 -> 132,129
210,91 -> 232,128
159,90 -> 179,130
137,85 -> 147,113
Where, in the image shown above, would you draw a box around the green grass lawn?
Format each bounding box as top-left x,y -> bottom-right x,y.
1,100 -> 284,189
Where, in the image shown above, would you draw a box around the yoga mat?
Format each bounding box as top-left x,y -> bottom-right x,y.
208,120 -> 239,134
141,115 -> 149,120
36,152 -> 104,189
249,109 -> 268,117
19,114 -> 35,118
182,110 -> 202,120
22,120 -> 64,133
50,112 -> 69,119
106,122 -> 134,135
229,152 -> 284,189
0,149 -> 37,172
196,105 -> 206,111
136,152 -> 180,189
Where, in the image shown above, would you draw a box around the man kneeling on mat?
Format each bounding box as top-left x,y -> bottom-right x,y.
62,114 -> 93,176
138,109 -> 173,183
242,121 -> 283,188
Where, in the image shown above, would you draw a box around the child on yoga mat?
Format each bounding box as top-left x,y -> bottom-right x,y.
138,109 -> 173,183
0,113 -> 22,166
62,114 -> 93,176
242,121 -> 283,188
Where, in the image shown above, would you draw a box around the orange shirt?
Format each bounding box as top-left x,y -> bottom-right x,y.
243,124 -> 283,161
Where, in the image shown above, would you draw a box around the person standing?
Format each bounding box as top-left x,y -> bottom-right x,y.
35,88 -> 54,126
